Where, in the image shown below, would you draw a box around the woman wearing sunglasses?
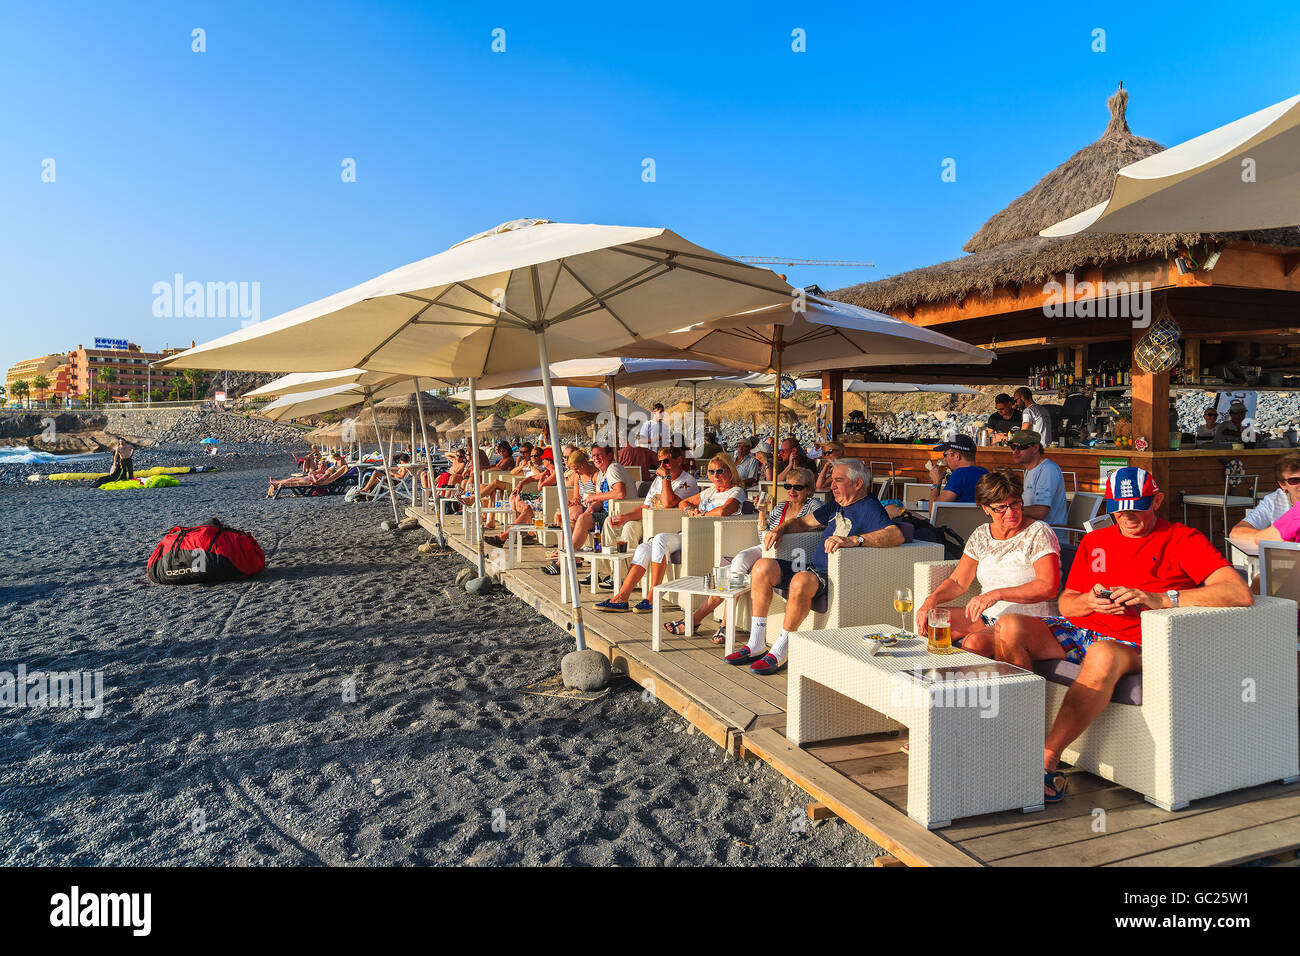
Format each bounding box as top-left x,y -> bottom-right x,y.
664,466 -> 819,639
596,454 -> 744,614
914,469 -> 1060,655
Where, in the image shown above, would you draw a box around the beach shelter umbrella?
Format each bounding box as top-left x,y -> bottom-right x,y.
622,294 -> 991,499
158,218 -> 793,651
476,357 -> 744,450
199,437 -> 220,444
1042,92 -> 1300,236
244,368 -> 417,399
252,369 -> 460,538
707,390 -> 805,427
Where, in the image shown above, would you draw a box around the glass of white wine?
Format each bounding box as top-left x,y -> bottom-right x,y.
893,587 -> 913,638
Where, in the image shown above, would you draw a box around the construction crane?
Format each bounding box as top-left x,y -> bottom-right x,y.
732,257 -> 876,268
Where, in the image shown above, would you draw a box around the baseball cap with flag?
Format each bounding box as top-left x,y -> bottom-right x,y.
1105,466 -> 1159,513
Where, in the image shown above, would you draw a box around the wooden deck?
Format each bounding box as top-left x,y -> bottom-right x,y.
411,504 -> 1300,867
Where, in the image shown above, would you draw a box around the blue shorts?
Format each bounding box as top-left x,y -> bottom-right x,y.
1044,616 -> 1141,664
772,559 -> 829,601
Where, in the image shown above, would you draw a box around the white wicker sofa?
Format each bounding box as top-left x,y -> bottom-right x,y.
914,560 -> 1300,810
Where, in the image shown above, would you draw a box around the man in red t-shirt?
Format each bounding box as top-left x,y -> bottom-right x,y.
992,467 -> 1252,804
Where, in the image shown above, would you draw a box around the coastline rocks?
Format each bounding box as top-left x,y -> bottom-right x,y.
561,649 -> 611,691
465,575 -> 495,596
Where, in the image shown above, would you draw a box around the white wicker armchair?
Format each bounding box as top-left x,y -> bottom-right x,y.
914,564 -> 1300,809
760,537 -> 944,632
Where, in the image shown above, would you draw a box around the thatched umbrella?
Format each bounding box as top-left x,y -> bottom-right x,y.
708,390 -> 804,428
506,408 -> 592,437
373,392 -> 463,427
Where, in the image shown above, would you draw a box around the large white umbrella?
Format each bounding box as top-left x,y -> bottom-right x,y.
790,378 -> 980,395
244,368 -> 419,399
1041,93 -> 1300,236
622,294 -> 993,498
476,358 -> 751,451
159,219 -> 793,651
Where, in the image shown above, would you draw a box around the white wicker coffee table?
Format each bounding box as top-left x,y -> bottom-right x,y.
787,625 -> 1046,829
651,575 -> 751,654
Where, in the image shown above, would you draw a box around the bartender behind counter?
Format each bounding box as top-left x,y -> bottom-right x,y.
985,393 -> 1019,444
1214,400 -> 1250,442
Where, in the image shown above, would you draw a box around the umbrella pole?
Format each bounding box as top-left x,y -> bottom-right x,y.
772,330 -> 783,504
538,332 -> 586,652
467,378 -> 486,577
366,393 -> 401,525
606,374 -> 618,452
691,381 -> 698,457
412,378 -> 445,548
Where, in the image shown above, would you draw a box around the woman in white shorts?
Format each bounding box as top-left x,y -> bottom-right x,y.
595,454 -> 746,613
665,467 -> 818,638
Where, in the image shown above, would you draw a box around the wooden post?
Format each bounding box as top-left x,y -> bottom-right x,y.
821,370 -> 843,440
1073,345 -> 1088,382
1131,321 -> 1170,453
1184,338 -> 1201,382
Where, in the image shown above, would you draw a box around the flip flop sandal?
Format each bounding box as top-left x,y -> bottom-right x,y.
710,632 -> 727,645
1044,771 -> 1068,804
663,620 -> 687,636
541,563 -> 561,575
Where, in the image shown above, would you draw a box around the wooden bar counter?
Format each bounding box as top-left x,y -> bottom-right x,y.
844,442 -> 1286,522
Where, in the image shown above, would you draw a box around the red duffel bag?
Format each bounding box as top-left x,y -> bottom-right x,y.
146,518 -> 266,585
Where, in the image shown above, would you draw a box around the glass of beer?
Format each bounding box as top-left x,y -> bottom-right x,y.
928,608 -> 953,655
893,588 -> 913,637
534,514 -> 545,529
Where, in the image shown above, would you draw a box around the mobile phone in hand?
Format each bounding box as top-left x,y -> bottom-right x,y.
1096,588 -> 1113,600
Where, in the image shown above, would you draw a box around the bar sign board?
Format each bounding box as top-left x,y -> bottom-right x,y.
1099,456 -> 1129,487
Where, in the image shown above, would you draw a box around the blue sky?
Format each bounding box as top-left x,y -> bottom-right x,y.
3,1 -> 1299,375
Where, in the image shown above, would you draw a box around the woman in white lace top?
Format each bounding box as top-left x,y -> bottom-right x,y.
915,469 -> 1060,657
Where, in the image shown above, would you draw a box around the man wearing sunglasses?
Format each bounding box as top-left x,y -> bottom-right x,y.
1008,429 -> 1067,526
600,445 -> 698,556
927,434 -> 987,504
728,458 -> 904,674
1230,451 -> 1300,545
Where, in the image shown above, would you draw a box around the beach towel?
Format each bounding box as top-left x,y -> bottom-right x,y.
146,518 -> 266,585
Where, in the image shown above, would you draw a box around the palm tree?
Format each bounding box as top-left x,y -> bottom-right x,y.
32,374 -> 50,405
11,380 -> 29,407
182,368 -> 205,401
168,375 -> 185,401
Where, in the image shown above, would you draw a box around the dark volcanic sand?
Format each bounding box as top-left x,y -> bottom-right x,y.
0,465 -> 882,865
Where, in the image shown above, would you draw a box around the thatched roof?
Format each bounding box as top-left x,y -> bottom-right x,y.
372,392 -> 464,428
505,409 -> 592,436
834,87 -> 1300,315
708,391 -> 805,425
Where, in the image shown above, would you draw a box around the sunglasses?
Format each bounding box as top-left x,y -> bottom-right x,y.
707,468 -> 727,475
987,500 -> 1023,514
1008,442 -> 1035,451
1281,476 -> 1300,487
783,483 -> 808,491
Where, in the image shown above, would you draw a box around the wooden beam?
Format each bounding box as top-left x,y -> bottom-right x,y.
808,802 -> 837,821
821,370 -> 843,442
1131,305 -> 1171,454
1285,254 -> 1300,278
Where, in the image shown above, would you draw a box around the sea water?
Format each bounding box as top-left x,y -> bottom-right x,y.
0,446 -> 110,465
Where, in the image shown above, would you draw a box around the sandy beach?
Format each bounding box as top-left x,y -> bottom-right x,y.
0,462 -> 881,865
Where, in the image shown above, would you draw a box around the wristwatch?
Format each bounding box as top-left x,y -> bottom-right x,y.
1166,589 -> 1179,608
855,534 -> 866,547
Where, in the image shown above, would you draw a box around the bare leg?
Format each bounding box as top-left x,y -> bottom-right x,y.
749,558 -> 780,618
609,564 -> 647,603
781,571 -> 818,632
991,614 -> 1065,671
1044,641 -> 1141,772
